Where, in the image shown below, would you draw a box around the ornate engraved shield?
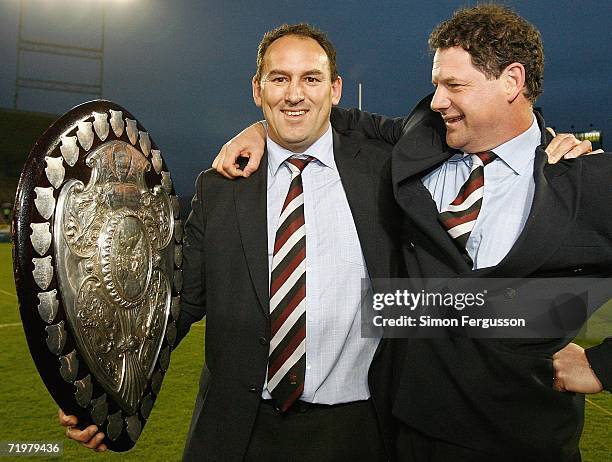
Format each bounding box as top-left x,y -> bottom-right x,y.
13,100 -> 182,452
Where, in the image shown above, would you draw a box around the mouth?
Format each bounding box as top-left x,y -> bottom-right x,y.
443,115 -> 465,125
282,109 -> 308,118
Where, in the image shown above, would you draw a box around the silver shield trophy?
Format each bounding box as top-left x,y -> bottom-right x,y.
13,100 -> 182,451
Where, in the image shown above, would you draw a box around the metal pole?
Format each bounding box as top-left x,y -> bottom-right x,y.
358,82 -> 362,110
14,0 -> 25,109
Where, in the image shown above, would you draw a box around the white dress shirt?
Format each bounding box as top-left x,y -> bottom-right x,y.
262,124 -> 379,404
422,116 -> 541,269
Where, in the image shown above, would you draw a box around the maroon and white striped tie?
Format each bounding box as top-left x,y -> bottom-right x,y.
439,151 -> 497,250
267,156 -> 313,412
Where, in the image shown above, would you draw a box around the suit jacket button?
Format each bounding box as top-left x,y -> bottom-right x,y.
248,385 -> 258,393
258,337 -> 268,345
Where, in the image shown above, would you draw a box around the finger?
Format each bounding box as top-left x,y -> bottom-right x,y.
58,410 -> 77,427
243,153 -> 262,178
96,443 -> 108,452
83,431 -> 106,450
221,142 -> 242,173
67,425 -> 98,443
213,145 -> 227,172
546,136 -> 580,164
224,163 -> 246,179
563,140 -> 592,159
552,377 -> 566,392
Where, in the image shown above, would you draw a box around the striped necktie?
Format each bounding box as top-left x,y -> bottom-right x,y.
439,151 -> 497,250
267,156 -> 313,412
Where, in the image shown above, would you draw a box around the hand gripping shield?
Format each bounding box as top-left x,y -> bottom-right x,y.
13,100 -> 182,451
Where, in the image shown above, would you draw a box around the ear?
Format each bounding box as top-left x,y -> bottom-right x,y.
504,62 -> 526,103
331,75 -> 343,106
252,76 -> 262,108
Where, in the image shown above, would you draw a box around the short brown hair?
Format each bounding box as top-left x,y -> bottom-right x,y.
429,4 -> 544,102
255,23 -> 338,82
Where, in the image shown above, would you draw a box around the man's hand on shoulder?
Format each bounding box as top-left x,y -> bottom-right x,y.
544,129 -> 603,164
58,409 -> 107,452
552,343 -> 604,394
212,121 -> 267,179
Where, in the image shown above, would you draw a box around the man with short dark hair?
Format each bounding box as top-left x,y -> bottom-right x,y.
61,23 -> 401,461
214,5 -> 610,461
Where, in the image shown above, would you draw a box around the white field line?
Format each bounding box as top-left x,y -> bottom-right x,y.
0,322 -> 21,328
0,288 -> 17,299
586,398 -> 612,418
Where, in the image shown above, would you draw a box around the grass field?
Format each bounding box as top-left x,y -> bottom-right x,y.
0,242 -> 610,461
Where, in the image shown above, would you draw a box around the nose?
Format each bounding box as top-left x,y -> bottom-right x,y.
285,80 -> 304,105
430,86 -> 450,113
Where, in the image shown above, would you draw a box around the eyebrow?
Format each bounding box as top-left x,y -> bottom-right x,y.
266,69 -> 326,77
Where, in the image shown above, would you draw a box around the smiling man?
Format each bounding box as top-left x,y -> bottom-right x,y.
212,5 -> 611,462
61,22 -> 404,461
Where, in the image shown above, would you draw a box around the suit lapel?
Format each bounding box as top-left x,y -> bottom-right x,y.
333,131 -> 383,276
234,155 -> 270,318
392,103 -> 471,273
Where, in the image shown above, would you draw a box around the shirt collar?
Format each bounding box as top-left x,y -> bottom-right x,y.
267,123 -> 335,176
489,115 -> 539,175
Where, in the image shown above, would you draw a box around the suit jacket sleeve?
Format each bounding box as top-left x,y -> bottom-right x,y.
330,107 -> 409,145
175,170 -> 208,345
586,337 -> 612,391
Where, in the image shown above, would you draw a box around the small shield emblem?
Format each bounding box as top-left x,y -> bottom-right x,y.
109,109 -> 124,137
60,136 -> 79,167
34,187 -> 55,220
174,244 -> 183,267
174,219 -> 183,243
44,156 -> 65,189
151,150 -> 163,173
161,171 -> 172,193
30,222 -> 52,256
93,112 -> 109,141
33,256 -> 53,290
126,119 -> 138,145
139,131 -> 151,157
37,289 -> 59,324
77,121 -> 94,151
45,320 -> 66,356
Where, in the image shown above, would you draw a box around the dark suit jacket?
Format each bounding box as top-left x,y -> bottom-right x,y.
332,96 -> 612,460
175,129 -> 405,461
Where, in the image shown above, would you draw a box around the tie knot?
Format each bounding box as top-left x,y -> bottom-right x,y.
472,151 -> 497,167
286,156 -> 315,173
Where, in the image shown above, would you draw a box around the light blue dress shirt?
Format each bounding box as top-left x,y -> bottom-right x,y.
422,116 -> 541,269
262,124 -> 379,404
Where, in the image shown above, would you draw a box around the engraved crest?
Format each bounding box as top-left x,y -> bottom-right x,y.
126,119 -> 138,145
30,222 -> 52,256
45,156 -> 65,189
37,289 -> 59,324
77,121 -> 94,151
151,149 -> 163,173
34,187 -> 55,220
93,112 -> 110,141
139,131 -> 151,157
33,255 -> 53,290
109,109 -> 124,137
60,136 -> 79,167
55,139 -> 173,415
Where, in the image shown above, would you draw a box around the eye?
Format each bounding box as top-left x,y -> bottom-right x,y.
270,76 -> 288,83
305,76 -> 321,84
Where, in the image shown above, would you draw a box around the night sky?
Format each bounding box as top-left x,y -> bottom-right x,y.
0,0 -> 610,198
